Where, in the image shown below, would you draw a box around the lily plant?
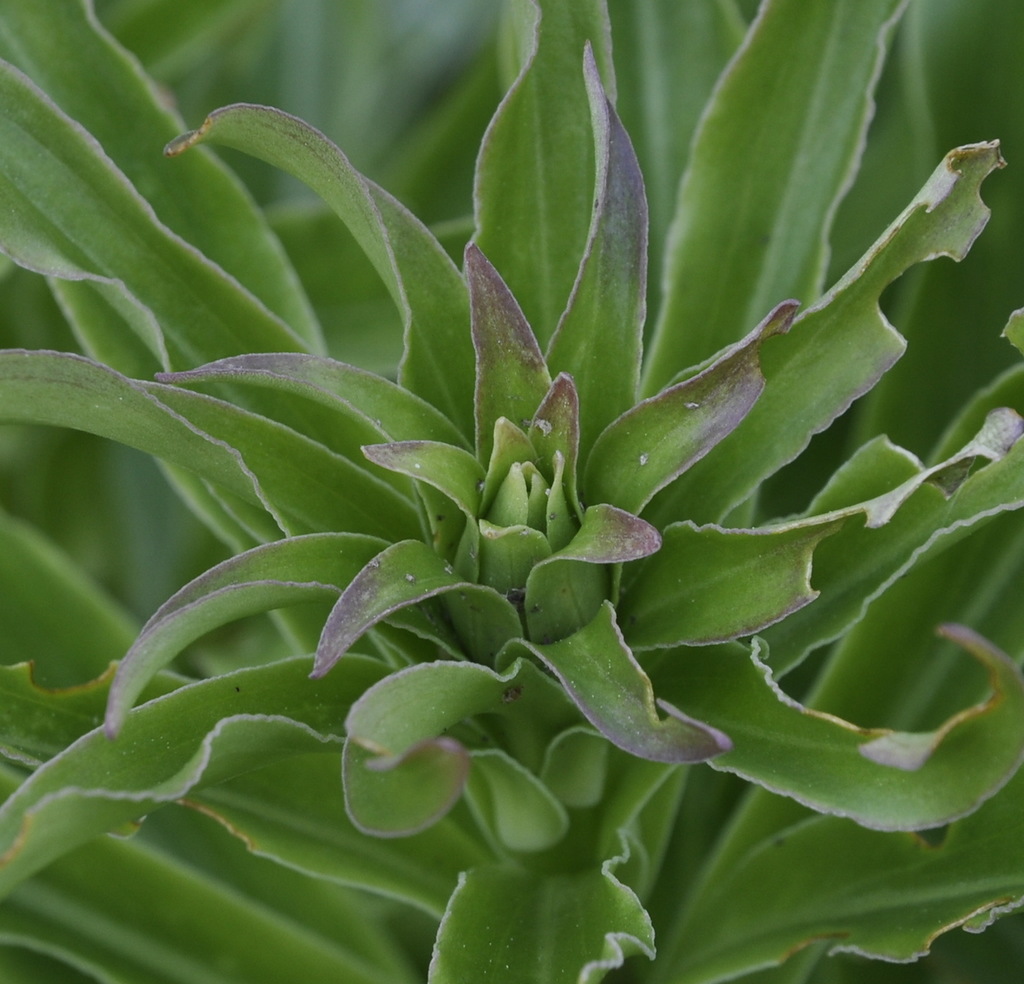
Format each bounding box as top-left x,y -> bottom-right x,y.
2,0 -> 1024,982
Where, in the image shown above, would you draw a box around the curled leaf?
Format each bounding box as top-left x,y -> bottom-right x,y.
342,657 -> 568,838
652,627 -> 1024,830
106,533 -> 385,736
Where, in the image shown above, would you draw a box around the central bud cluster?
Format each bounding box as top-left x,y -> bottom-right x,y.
475,426 -> 575,594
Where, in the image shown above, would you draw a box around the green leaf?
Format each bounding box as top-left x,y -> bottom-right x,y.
0,61 -> 310,373
342,657 -> 562,838
761,407 -> 1024,671
465,243 -> 551,463
0,508 -> 136,683
657,141 -> 1006,523
343,736 -> 471,840
652,626 -> 1024,831
105,533 -> 387,736
465,749 -> 568,852
608,1 -> 745,315
0,662 -> 183,769
0,0 -> 322,355
669,763 -> 1024,984
0,654 -> 387,898
524,504 -> 661,642
513,602 -> 731,764
0,787 -> 409,984
585,299 -> 797,514
545,44 -> 646,457
619,519 -> 839,650
644,0 -> 908,387
0,350 -> 418,541
528,372 -> 582,515
429,859 -> 654,984
363,441 -> 484,521
158,352 -> 469,447
474,0 -> 614,345
165,101 -> 475,438
193,755 -> 490,917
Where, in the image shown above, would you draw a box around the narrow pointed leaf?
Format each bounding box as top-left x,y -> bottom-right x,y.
479,416 -> 538,515
660,142 -> 1006,522
645,0 -> 908,386
106,533 -> 387,736
474,0 -> 615,344
466,244 -> 551,462
159,352 -> 469,447
0,350 -> 418,541
165,101 -> 474,437
0,350 -> 282,524
586,299 -> 798,513
314,540 -> 521,677
529,372 -> 581,510
619,519 -> 839,650
513,602 -> 732,764
429,860 -> 654,984
0,662 -> 183,769
546,45 -> 646,456
0,817 -> 408,984
0,655 -> 388,898
653,629 -> 1024,830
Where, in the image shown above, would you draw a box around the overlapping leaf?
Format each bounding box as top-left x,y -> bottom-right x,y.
654,141 -> 1005,525
342,657 -> 574,840
164,101 -> 474,438
652,627 -> 1024,831
105,533 -> 387,735
645,0 -> 908,385
0,655 -> 387,898
512,603 -> 731,765
668,762 -> 1024,984
0,351 -> 418,541
0,0 -> 321,354
545,45 -> 646,456
474,0 -> 615,345
0,61 -> 310,373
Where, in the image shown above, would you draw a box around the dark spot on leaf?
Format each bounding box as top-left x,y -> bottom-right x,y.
502,685 -> 523,703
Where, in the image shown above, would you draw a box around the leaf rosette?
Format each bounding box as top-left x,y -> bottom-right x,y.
2,1 -> 1024,981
